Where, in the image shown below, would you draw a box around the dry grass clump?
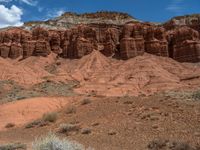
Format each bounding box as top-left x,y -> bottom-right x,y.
32,133 -> 85,150
148,138 -> 199,150
0,143 -> 26,150
192,90 -> 200,100
58,124 -> 80,134
5,123 -> 15,128
65,106 -> 76,114
25,112 -> 58,129
81,99 -> 91,105
81,128 -> 92,135
42,112 -> 58,123
25,120 -> 48,129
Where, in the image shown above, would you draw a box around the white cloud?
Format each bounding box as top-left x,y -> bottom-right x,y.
56,10 -> 65,16
166,0 -> 184,15
0,0 -> 37,6
46,8 -> 65,19
19,0 -> 37,6
0,5 -> 23,28
0,0 -> 12,2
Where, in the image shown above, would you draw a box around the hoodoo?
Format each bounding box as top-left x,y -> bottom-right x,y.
0,12 -> 200,62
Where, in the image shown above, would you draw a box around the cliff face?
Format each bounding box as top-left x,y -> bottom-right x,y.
23,12 -> 137,30
0,12 -> 200,63
163,14 -> 200,32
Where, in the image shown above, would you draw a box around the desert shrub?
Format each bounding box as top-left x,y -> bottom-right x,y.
0,143 -> 26,150
42,112 -> 58,123
32,133 -> 84,150
81,99 -> 91,105
58,124 -> 80,134
192,90 -> 200,100
5,123 -> 15,128
148,138 -> 197,150
25,120 -> 48,129
81,128 -> 91,135
25,112 -> 57,129
65,106 -> 76,114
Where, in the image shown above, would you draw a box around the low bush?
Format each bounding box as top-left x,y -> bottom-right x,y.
42,112 -> 58,123
25,112 -> 57,129
58,124 -> 80,134
25,120 -> 48,129
32,133 -> 85,150
81,99 -> 91,105
5,123 -> 15,128
148,138 -> 198,150
81,128 -> 91,135
0,143 -> 26,150
192,90 -> 200,100
65,106 -> 76,114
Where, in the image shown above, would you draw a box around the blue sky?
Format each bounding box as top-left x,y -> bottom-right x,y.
0,0 -> 200,28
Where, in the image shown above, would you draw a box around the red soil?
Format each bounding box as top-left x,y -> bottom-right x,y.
0,97 -> 73,131
59,50 -> 200,96
0,51 -> 199,95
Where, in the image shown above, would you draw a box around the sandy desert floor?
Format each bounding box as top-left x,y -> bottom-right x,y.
0,52 -> 200,149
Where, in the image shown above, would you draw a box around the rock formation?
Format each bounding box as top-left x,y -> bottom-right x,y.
0,12 -> 200,62
120,23 -> 145,59
167,26 -> 200,62
145,27 -> 169,57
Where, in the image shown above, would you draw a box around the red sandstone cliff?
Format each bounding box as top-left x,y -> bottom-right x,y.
0,12 -> 200,63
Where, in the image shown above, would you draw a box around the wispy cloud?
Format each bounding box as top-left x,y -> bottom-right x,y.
19,0 -> 37,6
0,0 -> 12,2
46,8 -> 65,19
0,0 -> 37,6
166,0 -> 184,15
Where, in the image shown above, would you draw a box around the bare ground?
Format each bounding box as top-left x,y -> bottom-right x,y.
0,93 -> 200,150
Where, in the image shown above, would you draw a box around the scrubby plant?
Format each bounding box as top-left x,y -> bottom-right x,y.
42,112 -> 58,123
192,90 -> 200,100
58,123 -> 80,134
81,99 -> 91,105
25,112 -> 57,129
65,106 -> 76,114
5,123 -> 15,128
25,120 -> 48,129
148,138 -> 198,150
0,143 -> 26,150
32,133 -> 85,150
81,128 -> 91,135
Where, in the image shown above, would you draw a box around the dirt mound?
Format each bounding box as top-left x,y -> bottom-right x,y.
0,50 -> 199,96
0,57 -> 48,85
0,97 -> 73,131
58,51 -> 200,96
0,53 -> 66,86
